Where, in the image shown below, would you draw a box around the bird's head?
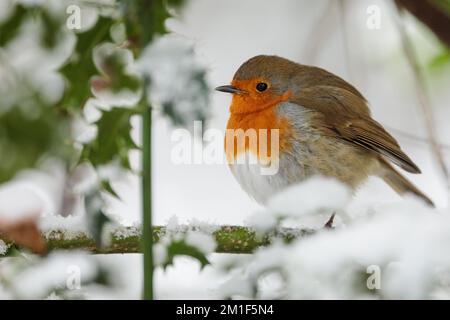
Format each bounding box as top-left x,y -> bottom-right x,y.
215,55 -> 299,114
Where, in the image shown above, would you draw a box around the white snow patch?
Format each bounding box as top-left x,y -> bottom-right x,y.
0,240 -> 9,255
40,214 -> 89,239
154,243 -> 168,266
9,252 -> 98,299
0,182 -> 44,222
112,225 -> 141,239
246,210 -> 277,234
268,176 -> 351,217
185,231 -> 216,254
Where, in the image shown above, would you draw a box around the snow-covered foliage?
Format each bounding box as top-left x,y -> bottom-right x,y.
0,251 -> 114,299
0,0 -> 212,300
154,216 -> 217,269
137,35 -> 210,127
219,176 -> 450,299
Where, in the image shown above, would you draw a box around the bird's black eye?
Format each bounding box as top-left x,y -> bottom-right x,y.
256,82 -> 268,92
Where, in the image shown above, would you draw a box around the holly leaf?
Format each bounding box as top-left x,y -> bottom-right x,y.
91,42 -> 141,94
80,107 -> 138,169
60,16 -> 115,111
119,0 -> 185,50
0,4 -> 27,46
0,106 -> 71,183
162,239 -> 210,269
101,180 -> 120,199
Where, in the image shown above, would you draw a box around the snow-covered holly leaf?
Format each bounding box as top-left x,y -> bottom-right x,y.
162,239 -> 210,269
119,0 -> 185,50
101,180 -> 120,199
80,107 -> 137,197
80,107 -> 137,169
91,43 -> 142,105
60,16 -> 115,111
137,36 -> 210,128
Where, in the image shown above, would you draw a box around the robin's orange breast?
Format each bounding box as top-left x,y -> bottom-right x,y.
225,103 -> 294,164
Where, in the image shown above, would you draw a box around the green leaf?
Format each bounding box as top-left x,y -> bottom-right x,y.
60,16 -> 115,111
80,107 -> 138,169
434,0 -> 450,15
0,4 -> 27,46
163,239 -> 210,269
428,47 -> 450,70
101,180 -> 120,199
40,7 -> 64,49
119,0 -> 185,50
0,106 -> 71,183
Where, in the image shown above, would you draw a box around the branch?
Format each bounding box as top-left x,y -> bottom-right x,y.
395,0 -> 450,47
0,225 -> 313,257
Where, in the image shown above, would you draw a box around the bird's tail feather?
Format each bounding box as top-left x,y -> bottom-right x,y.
380,159 -> 434,207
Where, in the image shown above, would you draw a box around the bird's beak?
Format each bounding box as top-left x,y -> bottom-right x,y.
215,85 -> 245,94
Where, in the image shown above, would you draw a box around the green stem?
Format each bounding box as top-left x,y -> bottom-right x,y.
142,100 -> 153,300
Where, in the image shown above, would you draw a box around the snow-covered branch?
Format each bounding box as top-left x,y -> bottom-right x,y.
0,225 -> 313,257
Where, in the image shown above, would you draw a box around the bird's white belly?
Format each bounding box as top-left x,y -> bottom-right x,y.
229,152 -> 297,205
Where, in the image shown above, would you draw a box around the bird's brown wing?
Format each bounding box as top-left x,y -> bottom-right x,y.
292,86 -> 421,173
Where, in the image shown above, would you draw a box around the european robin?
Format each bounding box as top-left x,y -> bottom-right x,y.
216,55 -> 433,209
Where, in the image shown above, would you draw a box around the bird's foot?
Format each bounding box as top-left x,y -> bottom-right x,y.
324,213 -> 336,229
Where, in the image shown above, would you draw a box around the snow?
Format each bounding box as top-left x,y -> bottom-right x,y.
91,43 -> 141,108
0,240 -> 9,255
0,0 -> 13,23
5,252 -> 98,299
136,35 -> 210,127
45,292 -> 63,300
39,214 -> 89,239
166,215 -> 181,233
165,215 -> 219,235
0,182 -> 45,222
153,217 -> 217,267
245,210 -> 277,234
0,10 -> 75,112
219,192 -> 450,299
185,231 -> 216,254
154,243 -> 168,266
72,115 -> 98,144
267,176 -> 351,218
218,270 -> 253,299
112,224 -> 141,239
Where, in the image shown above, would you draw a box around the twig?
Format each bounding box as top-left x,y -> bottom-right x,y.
394,0 -> 450,47
386,125 -> 450,151
300,0 -> 336,64
394,4 -> 450,195
338,0 -> 355,82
